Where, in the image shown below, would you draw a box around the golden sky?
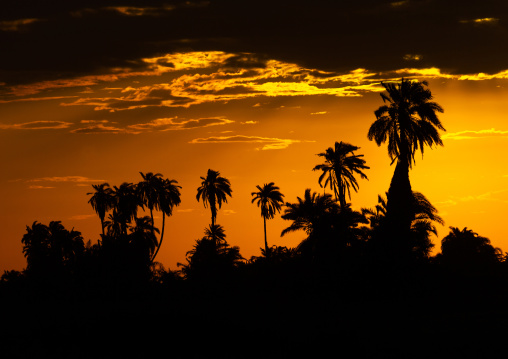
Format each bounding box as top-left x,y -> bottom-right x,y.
2,1 -> 508,272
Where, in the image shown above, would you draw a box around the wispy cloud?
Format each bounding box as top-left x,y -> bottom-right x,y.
0,96 -> 78,104
29,185 -> 55,189
394,67 -> 508,81
177,209 -> 195,213
436,190 -> 508,209
310,111 -> 328,115
0,121 -> 73,130
128,116 -> 234,132
460,18 -> 500,25
28,176 -> 105,184
390,1 -> 408,7
442,128 -> 508,140
190,135 -> 313,150
70,123 -> 140,134
403,54 -> 422,61
104,5 -> 175,16
0,18 -> 40,32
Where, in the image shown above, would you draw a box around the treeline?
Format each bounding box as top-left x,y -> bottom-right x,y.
2,78 -> 506,293
2,78 -> 508,358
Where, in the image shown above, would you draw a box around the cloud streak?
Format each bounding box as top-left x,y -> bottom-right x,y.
190,135 -> 313,150
28,176 -> 106,183
128,116 -> 234,132
0,18 -> 41,32
442,128 -> 508,140
0,121 -> 73,130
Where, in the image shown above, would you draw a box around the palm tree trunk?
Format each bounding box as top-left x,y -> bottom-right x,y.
211,198 -> 217,227
385,159 -> 414,256
151,212 -> 165,262
264,217 -> 269,257
338,180 -> 346,210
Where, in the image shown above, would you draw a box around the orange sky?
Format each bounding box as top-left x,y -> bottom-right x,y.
2,50 -> 508,272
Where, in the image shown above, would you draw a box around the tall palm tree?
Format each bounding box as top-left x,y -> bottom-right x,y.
313,141 -> 369,209
150,178 -> 182,262
137,172 -> 164,231
196,169 -> 232,227
137,172 -> 182,262
251,182 -> 285,256
87,183 -> 115,236
367,78 -> 445,238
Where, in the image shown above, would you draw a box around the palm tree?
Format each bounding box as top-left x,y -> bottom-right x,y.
137,172 -> 164,231
439,227 -> 502,271
21,221 -> 84,276
137,172 -> 182,262
367,78 -> 445,240
150,178 -> 182,262
313,141 -> 369,209
87,183 -> 115,236
281,189 -> 337,238
128,216 -> 160,260
112,182 -> 140,236
196,169 -> 232,227
204,224 -> 227,246
178,225 -> 243,282
251,182 -> 285,257
104,209 -> 124,239
281,189 -> 366,262
363,191 -> 444,259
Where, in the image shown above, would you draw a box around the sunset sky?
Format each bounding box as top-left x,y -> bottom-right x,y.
2,0 -> 508,273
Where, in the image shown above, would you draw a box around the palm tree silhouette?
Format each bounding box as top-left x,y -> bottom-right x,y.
150,178 -> 181,262
367,78 -> 445,241
128,216 -> 160,260
104,209 -> 124,239
196,169 -> 232,227
21,221 -> 84,276
281,189 -> 337,238
439,227 -> 502,271
137,172 -> 182,262
113,182 -> 140,236
363,191 -> 444,259
178,225 -> 243,281
204,223 -> 227,246
281,189 -> 366,262
87,183 -> 115,236
251,182 -> 285,257
313,141 -> 369,209
137,172 -> 164,232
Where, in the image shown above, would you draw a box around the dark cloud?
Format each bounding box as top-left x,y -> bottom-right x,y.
1,0 -> 507,87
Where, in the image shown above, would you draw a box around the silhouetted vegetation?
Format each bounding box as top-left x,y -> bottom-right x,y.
3,79 -> 508,358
